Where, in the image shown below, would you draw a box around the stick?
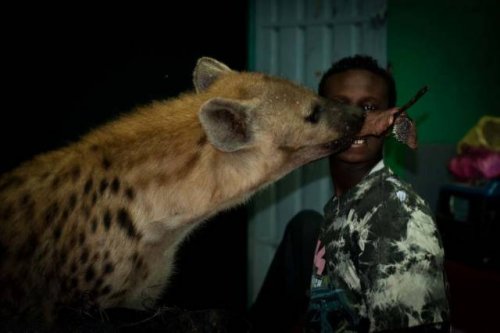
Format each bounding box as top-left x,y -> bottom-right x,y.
398,85 -> 429,114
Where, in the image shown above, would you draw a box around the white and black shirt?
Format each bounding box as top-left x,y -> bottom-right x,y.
305,161 -> 449,333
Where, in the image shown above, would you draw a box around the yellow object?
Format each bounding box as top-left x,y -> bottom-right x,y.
457,115 -> 500,153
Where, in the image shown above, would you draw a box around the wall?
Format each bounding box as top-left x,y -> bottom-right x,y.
386,0 -> 500,211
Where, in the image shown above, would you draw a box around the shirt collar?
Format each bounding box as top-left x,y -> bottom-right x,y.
331,159 -> 387,201
368,159 -> 385,175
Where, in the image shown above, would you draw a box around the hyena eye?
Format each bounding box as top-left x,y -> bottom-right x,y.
305,105 -> 322,124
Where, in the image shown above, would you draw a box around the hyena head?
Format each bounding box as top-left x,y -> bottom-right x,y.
194,57 -> 364,179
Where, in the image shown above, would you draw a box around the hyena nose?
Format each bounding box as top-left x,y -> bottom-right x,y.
342,105 -> 364,135
324,100 -> 364,136
344,105 -> 364,117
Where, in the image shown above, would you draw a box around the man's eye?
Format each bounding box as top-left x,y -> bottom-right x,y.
362,104 -> 378,111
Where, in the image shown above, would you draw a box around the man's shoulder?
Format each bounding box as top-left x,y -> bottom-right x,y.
370,168 -> 431,209
348,168 -> 434,230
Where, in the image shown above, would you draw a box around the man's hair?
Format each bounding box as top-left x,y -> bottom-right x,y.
318,55 -> 396,108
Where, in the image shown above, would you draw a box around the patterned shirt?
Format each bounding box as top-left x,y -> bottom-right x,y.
305,161 -> 449,333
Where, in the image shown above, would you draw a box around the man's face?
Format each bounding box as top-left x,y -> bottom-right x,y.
324,69 -> 389,164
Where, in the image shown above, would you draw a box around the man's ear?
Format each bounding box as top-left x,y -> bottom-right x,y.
193,57 -> 233,93
199,97 -> 254,152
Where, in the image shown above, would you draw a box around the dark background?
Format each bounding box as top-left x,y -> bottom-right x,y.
1,2 -> 249,316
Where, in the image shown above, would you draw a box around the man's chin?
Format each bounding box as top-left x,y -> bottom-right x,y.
331,147 -> 381,164
333,153 -> 367,164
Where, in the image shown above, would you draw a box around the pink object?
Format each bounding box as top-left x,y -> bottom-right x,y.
448,146 -> 500,181
314,240 -> 326,276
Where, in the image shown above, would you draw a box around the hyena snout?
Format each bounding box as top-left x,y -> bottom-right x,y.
325,101 -> 365,138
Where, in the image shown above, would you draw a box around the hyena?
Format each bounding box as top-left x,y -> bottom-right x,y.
0,57 -> 394,326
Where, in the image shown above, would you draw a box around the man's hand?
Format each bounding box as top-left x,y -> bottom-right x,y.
359,107 -> 399,137
360,107 -> 418,149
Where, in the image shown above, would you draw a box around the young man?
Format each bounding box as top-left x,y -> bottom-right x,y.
249,55 -> 450,333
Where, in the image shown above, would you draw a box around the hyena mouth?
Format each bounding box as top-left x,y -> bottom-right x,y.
324,136 -> 355,152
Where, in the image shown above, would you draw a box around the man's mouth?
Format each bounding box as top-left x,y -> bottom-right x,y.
351,137 -> 367,147
322,135 -> 369,154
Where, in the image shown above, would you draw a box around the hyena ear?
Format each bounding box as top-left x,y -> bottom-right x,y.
199,97 -> 254,152
193,57 -> 233,93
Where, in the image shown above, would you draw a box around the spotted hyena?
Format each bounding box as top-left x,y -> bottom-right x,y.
0,57 -> 393,326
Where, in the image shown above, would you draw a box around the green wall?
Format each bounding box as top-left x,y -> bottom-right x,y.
386,0 -> 500,174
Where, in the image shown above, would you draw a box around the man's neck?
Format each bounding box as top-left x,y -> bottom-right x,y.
330,158 -> 382,197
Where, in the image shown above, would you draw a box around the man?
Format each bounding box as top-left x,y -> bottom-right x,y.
249,55 -> 449,333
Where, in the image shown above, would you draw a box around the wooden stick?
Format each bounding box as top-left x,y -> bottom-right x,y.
398,85 -> 429,114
